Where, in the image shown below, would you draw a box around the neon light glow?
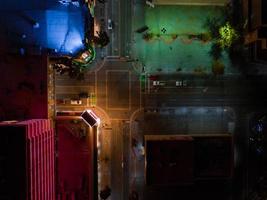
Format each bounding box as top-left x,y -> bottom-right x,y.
218,22 -> 238,49
46,10 -> 84,54
81,109 -> 101,127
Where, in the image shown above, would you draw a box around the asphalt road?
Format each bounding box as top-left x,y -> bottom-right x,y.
54,55 -> 267,200
144,73 -> 267,107
54,59 -> 140,200
55,71 -> 96,112
105,0 -> 132,56
52,0 -> 267,198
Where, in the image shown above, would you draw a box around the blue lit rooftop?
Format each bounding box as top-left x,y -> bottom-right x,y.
0,0 -> 92,55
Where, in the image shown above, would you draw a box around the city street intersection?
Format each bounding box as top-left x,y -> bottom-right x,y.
52,0 -> 267,200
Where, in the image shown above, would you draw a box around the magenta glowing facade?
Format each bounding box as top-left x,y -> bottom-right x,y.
0,119 -> 55,200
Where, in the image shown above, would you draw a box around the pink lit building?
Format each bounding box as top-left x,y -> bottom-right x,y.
0,119 -> 55,200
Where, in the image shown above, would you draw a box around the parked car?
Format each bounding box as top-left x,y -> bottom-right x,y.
70,99 -> 82,105
176,80 -> 187,87
175,81 -> 183,87
153,81 -> 165,86
108,19 -> 114,30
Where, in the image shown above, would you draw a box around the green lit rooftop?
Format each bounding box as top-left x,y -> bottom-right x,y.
132,5 -> 239,75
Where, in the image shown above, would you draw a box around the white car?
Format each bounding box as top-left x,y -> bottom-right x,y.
153,81 -> 165,86
70,99 -> 82,105
175,81 -> 182,87
108,19 -> 113,30
176,80 -> 187,87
